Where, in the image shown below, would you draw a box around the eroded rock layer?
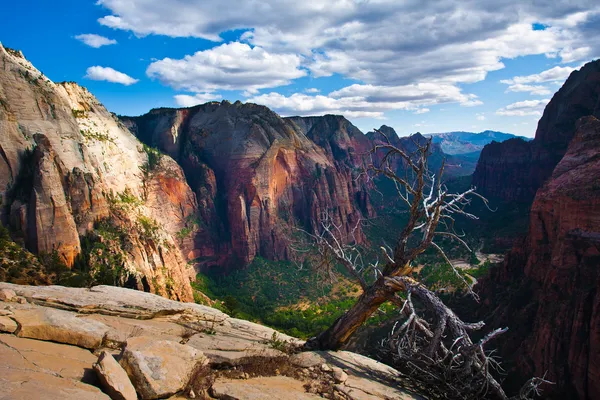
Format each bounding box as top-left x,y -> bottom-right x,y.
0,43 -> 197,301
478,116 -> 600,399
123,107 -> 373,268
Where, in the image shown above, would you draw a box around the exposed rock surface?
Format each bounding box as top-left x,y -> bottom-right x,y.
0,333 -> 109,399
120,336 -> 207,399
94,350 -> 138,400
0,282 -> 421,400
473,59 -> 600,202
477,116 -> 600,399
211,376 -> 323,400
0,43 -> 197,301
123,108 -> 373,269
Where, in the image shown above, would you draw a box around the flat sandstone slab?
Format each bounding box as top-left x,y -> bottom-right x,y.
211,376 -> 323,400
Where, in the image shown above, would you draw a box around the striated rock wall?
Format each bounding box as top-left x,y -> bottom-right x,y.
473,59 -> 600,203
0,43 -> 197,301
123,107 -> 373,269
477,116 -> 600,399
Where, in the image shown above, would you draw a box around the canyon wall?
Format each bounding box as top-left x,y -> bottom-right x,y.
0,44 -> 197,301
477,118 -> 600,400
123,107 -> 373,269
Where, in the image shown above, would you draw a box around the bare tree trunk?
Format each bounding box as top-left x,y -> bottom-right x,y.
305,277 -> 394,350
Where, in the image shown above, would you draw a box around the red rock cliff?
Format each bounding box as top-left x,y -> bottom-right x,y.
477,116 -> 600,399
123,106 -> 373,269
0,44 -> 197,301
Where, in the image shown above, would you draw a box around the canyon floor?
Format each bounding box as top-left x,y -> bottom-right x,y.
0,282 -> 421,400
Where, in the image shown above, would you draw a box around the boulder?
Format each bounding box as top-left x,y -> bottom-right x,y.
94,350 -> 138,400
332,366 -> 348,383
185,331 -> 285,366
0,288 -> 16,301
0,316 -> 17,333
120,336 -> 207,399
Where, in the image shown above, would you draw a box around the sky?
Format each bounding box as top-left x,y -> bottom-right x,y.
1,1 -> 599,137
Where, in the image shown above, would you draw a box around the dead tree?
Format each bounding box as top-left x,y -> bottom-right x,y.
302,131 -> 547,399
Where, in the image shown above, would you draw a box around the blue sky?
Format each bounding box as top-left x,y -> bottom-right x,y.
1,1 -> 599,137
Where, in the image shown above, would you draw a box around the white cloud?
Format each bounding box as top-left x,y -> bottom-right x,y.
174,93 -> 222,107
84,66 -> 139,85
246,82 -> 481,118
504,83 -> 552,96
75,33 -> 117,48
245,92 -> 385,118
476,113 -> 486,121
305,88 -> 320,93
501,65 -> 576,85
96,0 -> 600,118
500,64 -> 580,95
496,99 -> 550,116
146,42 -> 305,94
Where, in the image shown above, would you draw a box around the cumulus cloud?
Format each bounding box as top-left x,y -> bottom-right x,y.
496,99 -> 550,116
96,0 -> 600,117
504,83 -> 552,95
146,42 -> 305,94
174,93 -> 222,107
246,82 -> 482,119
97,1 -> 600,85
501,65 -> 576,85
75,33 -> 117,48
500,65 -> 579,96
476,113 -> 486,121
305,88 -> 320,93
245,92 -> 384,118
84,66 -> 139,85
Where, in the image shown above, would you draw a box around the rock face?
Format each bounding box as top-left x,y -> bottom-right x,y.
477,116 -> 600,399
0,43 -> 197,301
0,282 -> 421,400
123,107 -> 373,268
473,59 -> 600,202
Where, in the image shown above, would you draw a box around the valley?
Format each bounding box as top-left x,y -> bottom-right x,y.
1,30 -> 599,400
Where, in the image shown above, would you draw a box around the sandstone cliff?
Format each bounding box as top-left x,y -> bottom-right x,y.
477,116 -> 600,399
473,59 -> 600,202
123,108 -> 373,269
0,44 -> 197,301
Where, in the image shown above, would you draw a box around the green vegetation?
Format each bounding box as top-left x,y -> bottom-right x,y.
194,257 -> 364,338
71,109 -> 87,118
141,144 -> 162,173
80,128 -> 114,143
137,215 -> 161,243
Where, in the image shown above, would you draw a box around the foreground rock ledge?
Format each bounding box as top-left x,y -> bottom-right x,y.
0,282 -> 421,400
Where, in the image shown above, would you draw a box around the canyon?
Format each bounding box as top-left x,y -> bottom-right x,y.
1,41 -> 600,400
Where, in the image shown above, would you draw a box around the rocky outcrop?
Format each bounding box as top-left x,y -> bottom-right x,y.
123,107 -> 372,268
0,282 -> 421,400
0,43 -> 198,301
477,116 -> 600,399
473,59 -> 600,202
